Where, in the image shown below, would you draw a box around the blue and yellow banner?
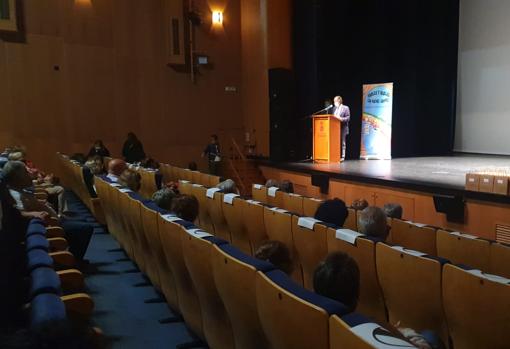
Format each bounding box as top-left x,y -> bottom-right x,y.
360,83 -> 393,160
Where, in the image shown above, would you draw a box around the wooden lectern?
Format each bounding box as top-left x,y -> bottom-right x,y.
312,115 -> 341,163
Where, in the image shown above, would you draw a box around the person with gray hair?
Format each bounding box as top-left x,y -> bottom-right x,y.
216,179 -> 239,194
383,202 -> 403,219
357,206 -> 390,241
265,179 -> 279,188
152,188 -> 177,211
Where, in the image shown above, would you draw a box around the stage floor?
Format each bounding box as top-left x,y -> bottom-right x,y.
260,154 -> 510,202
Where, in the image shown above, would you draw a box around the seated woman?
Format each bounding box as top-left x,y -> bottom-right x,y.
117,169 -> 142,193
87,140 -> 110,158
254,240 -> 293,275
314,198 -> 349,227
152,188 -> 177,211
171,194 -> 199,223
216,179 -> 239,194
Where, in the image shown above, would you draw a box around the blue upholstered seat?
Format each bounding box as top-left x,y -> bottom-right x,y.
30,267 -> 62,299
27,249 -> 54,271
219,243 -> 275,272
265,269 -> 349,316
30,293 -> 67,330
26,222 -> 47,237
26,234 -> 50,252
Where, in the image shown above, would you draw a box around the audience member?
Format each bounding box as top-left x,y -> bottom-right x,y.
265,179 -> 279,188
358,206 -> 390,241
3,161 -> 93,260
84,157 -> 105,176
202,134 -> 221,175
87,140 -> 110,158
216,179 -> 239,194
351,198 -> 369,211
383,202 -> 403,219
152,188 -> 177,211
279,179 -> 294,193
188,162 -> 198,171
313,251 -> 360,312
314,198 -> 349,227
255,240 -> 293,275
122,132 -> 146,164
171,194 -> 199,222
118,169 -> 141,193
140,157 -> 160,170
106,159 -> 127,183
69,153 -> 87,165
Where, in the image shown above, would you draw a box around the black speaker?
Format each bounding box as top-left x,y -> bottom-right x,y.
433,194 -> 465,223
269,68 -> 296,161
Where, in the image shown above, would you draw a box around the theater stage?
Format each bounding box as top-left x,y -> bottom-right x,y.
258,154 -> 510,205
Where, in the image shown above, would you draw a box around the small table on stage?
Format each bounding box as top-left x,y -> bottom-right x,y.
312,114 -> 341,163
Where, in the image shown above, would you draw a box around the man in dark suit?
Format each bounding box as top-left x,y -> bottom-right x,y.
331,96 -> 350,161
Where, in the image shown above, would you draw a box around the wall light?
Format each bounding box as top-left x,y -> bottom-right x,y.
212,11 -> 223,25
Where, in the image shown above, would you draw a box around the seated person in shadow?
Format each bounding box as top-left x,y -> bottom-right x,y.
265,179 -> 279,188
117,169 -> 141,193
314,198 -> 349,227
255,240 -> 293,275
351,198 -> 369,211
357,206 -> 390,242
383,202 -> 403,219
279,179 -> 294,193
171,194 -> 199,223
152,188 -> 178,212
216,179 -> 239,194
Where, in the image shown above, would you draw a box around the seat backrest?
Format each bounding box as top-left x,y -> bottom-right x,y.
282,192 -> 304,215
209,175 -> 221,187
242,199 -> 269,254
223,196 -> 251,254
376,243 -> 448,344
211,244 -> 274,349
117,191 -> 136,262
264,207 -> 303,284
442,264 -> 510,349
267,187 -> 284,208
182,169 -> 194,182
303,197 -> 323,217
157,218 -> 204,340
256,269 -> 349,349
391,219 -> 437,256
139,170 -> 157,199
252,184 -> 267,204
292,216 -> 328,290
128,196 -> 153,279
436,229 -> 490,271
159,163 -> 174,182
192,184 -> 215,233
326,228 -> 387,323
191,171 -> 201,184
344,208 -> 357,231
489,242 -> 510,278
179,180 -> 193,196
181,230 -> 235,349
140,204 -> 164,290
207,191 -> 232,242
198,172 -> 209,187
329,313 -> 416,349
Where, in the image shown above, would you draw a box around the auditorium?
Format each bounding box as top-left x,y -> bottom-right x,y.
1,0 -> 509,348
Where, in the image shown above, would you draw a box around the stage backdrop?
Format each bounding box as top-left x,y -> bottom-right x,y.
360,83 -> 394,159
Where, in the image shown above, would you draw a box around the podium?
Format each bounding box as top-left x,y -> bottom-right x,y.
312,115 -> 341,163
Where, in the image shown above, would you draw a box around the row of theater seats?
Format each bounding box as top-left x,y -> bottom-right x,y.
59,154 -> 510,348
25,219 -> 94,331
92,173 -> 417,349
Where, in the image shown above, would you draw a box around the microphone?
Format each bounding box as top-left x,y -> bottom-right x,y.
312,105 -> 333,115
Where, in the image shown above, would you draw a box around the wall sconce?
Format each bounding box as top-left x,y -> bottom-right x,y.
212,11 -> 223,25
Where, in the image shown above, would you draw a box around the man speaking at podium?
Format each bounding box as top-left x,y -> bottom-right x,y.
331,96 -> 351,161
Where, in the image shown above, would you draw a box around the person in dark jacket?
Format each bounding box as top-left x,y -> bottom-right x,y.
202,134 -> 221,175
87,140 -> 110,158
122,132 -> 146,164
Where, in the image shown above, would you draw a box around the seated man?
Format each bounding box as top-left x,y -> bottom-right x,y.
279,179 -> 294,194
314,198 -> 349,227
383,202 -> 403,219
118,169 -> 141,193
3,161 -> 93,261
152,188 -> 177,211
313,251 -> 360,312
255,240 -> 293,275
357,206 -> 390,241
105,159 -> 127,183
171,194 -> 199,223
265,179 -> 279,188
216,179 -> 239,194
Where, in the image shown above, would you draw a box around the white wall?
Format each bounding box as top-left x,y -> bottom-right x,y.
456,0 -> 510,155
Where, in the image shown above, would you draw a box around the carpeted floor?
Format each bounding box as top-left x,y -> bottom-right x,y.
67,192 -> 205,349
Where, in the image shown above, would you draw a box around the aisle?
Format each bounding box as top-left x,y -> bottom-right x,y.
67,192 -> 203,348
